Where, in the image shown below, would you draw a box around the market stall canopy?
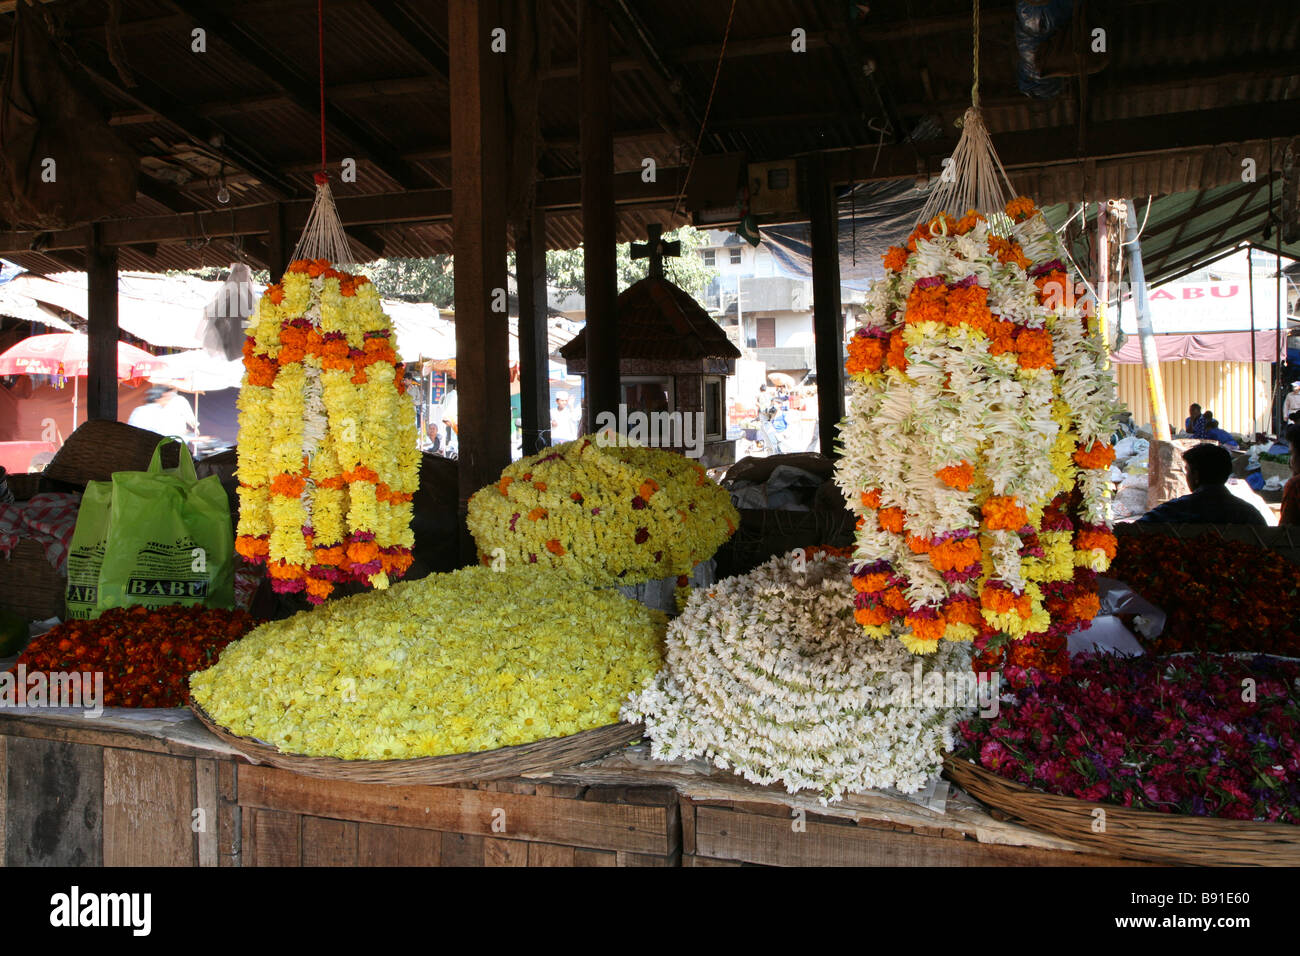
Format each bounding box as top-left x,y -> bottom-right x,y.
1110,331 -> 1283,364
0,282 -> 75,332
0,332 -> 161,378
145,349 -> 244,392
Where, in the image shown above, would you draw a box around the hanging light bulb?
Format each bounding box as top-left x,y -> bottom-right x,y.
216,160 -> 230,204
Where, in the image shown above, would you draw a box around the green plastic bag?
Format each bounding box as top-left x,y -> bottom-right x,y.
64,479 -> 114,620
93,438 -> 235,616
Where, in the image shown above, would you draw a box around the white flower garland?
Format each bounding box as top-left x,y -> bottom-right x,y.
622,552 -> 974,803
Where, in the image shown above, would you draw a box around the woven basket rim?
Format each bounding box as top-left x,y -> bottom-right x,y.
944,755 -> 1300,866
190,699 -> 643,786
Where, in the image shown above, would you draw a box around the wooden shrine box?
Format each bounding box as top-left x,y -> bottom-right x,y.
561,275 -> 741,470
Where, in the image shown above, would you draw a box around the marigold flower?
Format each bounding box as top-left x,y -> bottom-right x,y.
929,537 -> 981,572
882,245 -> 910,272
860,488 -> 882,509
1072,440 -> 1116,469
982,496 -> 1028,531
935,461 -> 974,491
878,506 -> 906,534
1005,196 -> 1038,223
904,284 -> 948,325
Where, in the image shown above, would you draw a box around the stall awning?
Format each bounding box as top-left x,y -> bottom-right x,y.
1110,331 -> 1283,364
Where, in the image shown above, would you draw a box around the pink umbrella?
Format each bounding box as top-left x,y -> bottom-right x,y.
0,333 -> 164,427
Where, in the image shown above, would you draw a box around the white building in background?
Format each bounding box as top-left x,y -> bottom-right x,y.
698,230 -> 865,380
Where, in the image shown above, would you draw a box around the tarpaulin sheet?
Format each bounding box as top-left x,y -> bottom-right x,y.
759,180 -> 929,290
1110,331 -> 1282,364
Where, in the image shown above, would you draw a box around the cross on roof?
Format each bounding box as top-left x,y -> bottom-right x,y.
630,223 -> 680,280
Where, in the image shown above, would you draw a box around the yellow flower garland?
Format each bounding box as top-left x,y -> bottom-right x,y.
235,259 -> 418,603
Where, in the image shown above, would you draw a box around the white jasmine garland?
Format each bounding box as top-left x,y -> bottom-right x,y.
622,552 -> 974,803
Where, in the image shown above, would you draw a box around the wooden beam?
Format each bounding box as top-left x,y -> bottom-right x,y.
449,0 -> 511,560
0,167 -> 689,256
604,1 -> 712,151
86,230 -> 119,423
69,38 -> 302,199
165,0 -> 438,190
805,155 -> 844,458
361,1 -> 450,81
516,203 -> 550,455
822,102 -> 1300,185
581,0 -> 620,435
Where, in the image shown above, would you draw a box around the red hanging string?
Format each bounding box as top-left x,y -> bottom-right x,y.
315,0 -> 327,185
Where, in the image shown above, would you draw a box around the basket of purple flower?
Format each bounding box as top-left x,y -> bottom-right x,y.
946,652 -> 1300,866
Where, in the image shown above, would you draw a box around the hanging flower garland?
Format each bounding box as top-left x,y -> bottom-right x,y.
834,198 -> 1119,682
235,258 -> 419,604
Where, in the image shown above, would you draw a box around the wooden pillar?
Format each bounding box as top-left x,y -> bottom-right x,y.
806,155 -> 844,458
86,227 -> 119,423
516,203 -> 550,454
580,0 -> 619,434
265,203 -> 289,279
449,0 -> 511,560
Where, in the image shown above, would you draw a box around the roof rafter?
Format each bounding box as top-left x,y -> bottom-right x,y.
164,0 -> 439,190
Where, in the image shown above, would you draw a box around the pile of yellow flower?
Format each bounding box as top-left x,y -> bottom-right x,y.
188,565 -> 664,760
466,437 -> 739,587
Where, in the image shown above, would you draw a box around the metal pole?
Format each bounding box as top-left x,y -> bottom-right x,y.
1124,199 -> 1170,440
1278,209 -> 1286,437
1248,246 -> 1256,434
1095,202 -> 1110,363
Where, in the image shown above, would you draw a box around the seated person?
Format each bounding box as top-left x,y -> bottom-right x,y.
1139,443 -> 1265,526
1183,403 -> 1202,435
1201,417 -> 1238,449
1281,425 -> 1300,526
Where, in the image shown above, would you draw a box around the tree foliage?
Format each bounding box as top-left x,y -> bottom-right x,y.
174,225 -> 718,310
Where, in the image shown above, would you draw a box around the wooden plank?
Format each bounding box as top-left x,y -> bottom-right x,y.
0,710 -> 245,761
249,808 -> 302,867
683,853 -> 746,867
218,760 -> 240,867
616,849 -> 677,867
4,735 -> 103,866
358,823 -> 442,866
449,0 -> 512,560
301,817 -> 358,867
86,231 -> 120,421
238,764 -> 673,855
680,796 -> 696,856
528,842 -> 575,866
693,806 -> 1154,867
195,758 -> 219,867
574,847 -> 617,866
579,0 -> 620,434
484,836 -> 529,866
441,832 -> 485,866
103,749 -> 197,866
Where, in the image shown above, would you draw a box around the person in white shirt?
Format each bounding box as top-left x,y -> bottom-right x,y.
128,386 -> 196,440
550,392 -> 580,443
1283,382 -> 1300,429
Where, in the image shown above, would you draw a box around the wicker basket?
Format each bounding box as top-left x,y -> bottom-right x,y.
43,419 -> 180,487
944,756 -> 1300,866
191,701 -> 644,786
0,539 -> 65,620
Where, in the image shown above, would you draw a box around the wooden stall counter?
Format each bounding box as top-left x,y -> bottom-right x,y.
0,710 -> 1147,868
